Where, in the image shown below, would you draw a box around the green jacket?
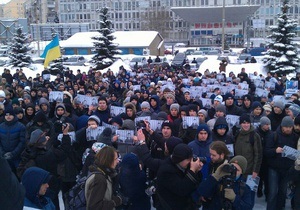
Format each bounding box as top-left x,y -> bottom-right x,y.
234,125 -> 263,176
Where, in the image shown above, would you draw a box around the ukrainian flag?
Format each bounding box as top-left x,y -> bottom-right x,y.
41,35 -> 61,68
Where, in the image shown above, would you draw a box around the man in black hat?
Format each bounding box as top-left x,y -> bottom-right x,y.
156,143 -> 203,210
224,93 -> 243,116
0,108 -> 26,173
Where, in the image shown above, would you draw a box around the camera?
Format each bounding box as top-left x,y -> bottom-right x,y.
193,155 -> 207,164
220,164 -> 237,210
54,116 -> 67,133
136,120 -> 147,130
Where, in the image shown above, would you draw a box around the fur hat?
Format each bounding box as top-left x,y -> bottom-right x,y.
229,155 -> 247,173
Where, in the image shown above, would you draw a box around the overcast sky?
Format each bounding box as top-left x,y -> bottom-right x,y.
1,0 -> 11,4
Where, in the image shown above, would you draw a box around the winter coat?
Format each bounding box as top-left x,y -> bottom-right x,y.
156,157 -> 202,210
267,110 -> 286,131
264,126 -> 298,171
150,95 -> 161,114
17,134 -> 71,178
211,117 -> 234,144
250,111 -> 265,129
234,125 -> 262,176
197,175 -> 254,210
225,104 -> 243,116
22,167 -> 55,210
85,165 -> 122,210
0,156 -> 25,210
93,108 -> 111,125
119,154 -> 151,210
188,133 -> 212,179
0,117 -> 26,159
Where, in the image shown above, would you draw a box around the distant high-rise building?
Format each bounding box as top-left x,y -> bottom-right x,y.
1,0 -> 26,19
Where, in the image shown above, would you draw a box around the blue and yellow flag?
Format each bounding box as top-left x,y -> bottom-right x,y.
41,35 -> 61,67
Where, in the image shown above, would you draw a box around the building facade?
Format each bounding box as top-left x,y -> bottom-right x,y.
0,0 -> 26,19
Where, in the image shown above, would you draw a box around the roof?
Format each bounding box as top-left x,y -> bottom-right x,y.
60,31 -> 161,48
171,5 -> 260,23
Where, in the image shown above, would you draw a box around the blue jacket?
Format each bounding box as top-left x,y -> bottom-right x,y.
188,137 -> 212,179
0,117 -> 26,159
22,167 -> 55,210
197,175 -> 254,210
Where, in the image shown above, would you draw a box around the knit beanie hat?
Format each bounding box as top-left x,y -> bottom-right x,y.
141,101 -> 150,109
273,100 -> 285,111
260,116 -> 271,127
171,143 -> 193,164
88,115 -> 101,125
215,104 -> 226,114
14,107 -> 24,115
251,101 -> 263,111
97,127 -> 112,145
166,137 -> 183,155
198,109 -> 208,118
4,107 -> 15,116
188,104 -> 198,112
281,116 -> 294,127
157,111 -> 168,120
263,104 -> 272,112
289,104 -> 300,117
110,115 -> 123,127
170,103 -> 180,112
34,111 -> 47,122
29,129 -> 47,145
12,98 -> 19,106
196,124 -> 210,134
214,95 -> 223,103
239,114 -> 251,124
0,90 -> 6,98
161,120 -> 172,129
166,93 -> 175,100
294,115 -> 300,125
224,93 -> 234,100
122,119 -> 135,130
229,155 -> 247,173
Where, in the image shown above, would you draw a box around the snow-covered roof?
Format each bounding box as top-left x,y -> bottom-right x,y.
60,31 -> 160,48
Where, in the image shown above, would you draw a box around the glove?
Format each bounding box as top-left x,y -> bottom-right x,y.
295,157 -> 300,171
224,188 -> 236,202
212,163 -> 231,181
4,152 -> 13,160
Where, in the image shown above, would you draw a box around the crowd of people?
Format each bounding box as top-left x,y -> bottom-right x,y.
0,62 -> 300,210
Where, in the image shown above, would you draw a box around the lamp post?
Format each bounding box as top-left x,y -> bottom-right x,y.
221,0 -> 225,51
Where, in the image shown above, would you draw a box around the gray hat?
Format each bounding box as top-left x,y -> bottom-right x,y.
88,115 -> 101,125
141,101 -> 150,109
170,103 -> 180,112
281,116 -> 294,127
260,116 -> 271,127
273,100 -> 285,111
215,104 -> 226,114
97,127 -> 112,145
29,129 -> 47,145
122,119 -> 135,130
229,155 -> 248,173
289,104 -> 300,117
198,109 -> 208,118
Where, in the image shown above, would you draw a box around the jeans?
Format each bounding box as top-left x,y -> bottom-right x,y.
267,168 -> 288,210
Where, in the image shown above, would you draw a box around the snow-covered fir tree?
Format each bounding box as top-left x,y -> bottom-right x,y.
9,26 -> 32,67
264,0 -> 299,75
92,7 -> 120,70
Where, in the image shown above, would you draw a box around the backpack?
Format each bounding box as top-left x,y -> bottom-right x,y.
64,172 -> 100,210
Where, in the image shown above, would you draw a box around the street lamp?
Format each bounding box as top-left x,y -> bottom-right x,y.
221,0 -> 225,51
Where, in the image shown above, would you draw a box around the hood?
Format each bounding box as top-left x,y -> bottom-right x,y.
150,95 -> 161,107
21,167 -> 51,205
213,116 -> 229,134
